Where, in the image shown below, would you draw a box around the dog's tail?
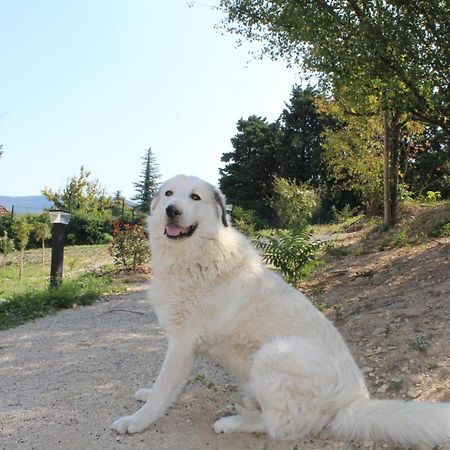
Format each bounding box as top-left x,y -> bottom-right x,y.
330,398 -> 450,448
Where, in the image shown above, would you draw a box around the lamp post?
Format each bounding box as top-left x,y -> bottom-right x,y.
49,210 -> 71,289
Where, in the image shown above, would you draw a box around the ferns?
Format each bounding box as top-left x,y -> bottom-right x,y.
254,229 -> 323,286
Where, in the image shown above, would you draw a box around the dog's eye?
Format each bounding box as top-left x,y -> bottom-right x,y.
190,193 -> 201,201
165,190 -> 173,197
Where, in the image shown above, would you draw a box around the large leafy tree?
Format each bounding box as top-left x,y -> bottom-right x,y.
220,115 -> 282,223
133,147 -> 160,213
219,0 -> 450,226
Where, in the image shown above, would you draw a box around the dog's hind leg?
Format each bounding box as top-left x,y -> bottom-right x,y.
249,336 -> 342,440
213,414 -> 267,434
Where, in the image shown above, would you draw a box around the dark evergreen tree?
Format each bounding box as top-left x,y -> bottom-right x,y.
278,86 -> 335,187
219,116 -> 282,223
133,147 -> 160,213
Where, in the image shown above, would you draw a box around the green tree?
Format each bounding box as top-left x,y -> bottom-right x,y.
220,0 -> 450,226
133,147 -> 160,213
12,216 -> 32,280
33,221 -> 51,271
219,115 -> 282,223
42,166 -> 112,212
43,167 -> 114,245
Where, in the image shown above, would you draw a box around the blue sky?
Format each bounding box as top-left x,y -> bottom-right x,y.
0,1 -> 299,198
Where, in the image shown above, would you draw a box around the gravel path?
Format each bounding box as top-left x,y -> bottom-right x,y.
0,284 -> 354,450
1,270 -> 448,450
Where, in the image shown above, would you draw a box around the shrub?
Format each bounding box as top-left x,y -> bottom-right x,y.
231,206 -> 267,236
110,221 -> 150,271
272,177 -> 321,231
0,231 -> 15,266
66,210 -> 114,245
254,229 -> 323,286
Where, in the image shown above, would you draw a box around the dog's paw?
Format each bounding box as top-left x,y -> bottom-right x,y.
134,388 -> 152,402
112,412 -> 149,434
213,416 -> 242,434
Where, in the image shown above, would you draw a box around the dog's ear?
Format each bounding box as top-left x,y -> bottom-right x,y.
214,189 -> 229,227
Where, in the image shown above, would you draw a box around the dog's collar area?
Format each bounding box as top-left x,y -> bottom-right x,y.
164,223 -> 198,239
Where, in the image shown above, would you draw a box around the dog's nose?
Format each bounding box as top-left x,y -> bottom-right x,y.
166,204 -> 182,218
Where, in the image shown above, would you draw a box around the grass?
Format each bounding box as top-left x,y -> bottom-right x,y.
0,244 -> 114,298
0,244 -> 129,330
0,272 -> 126,330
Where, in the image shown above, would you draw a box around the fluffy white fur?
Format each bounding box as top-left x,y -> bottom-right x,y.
112,175 -> 450,448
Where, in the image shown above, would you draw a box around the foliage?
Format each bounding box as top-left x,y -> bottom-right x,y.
0,231 -> 15,266
0,272 -> 124,330
230,206 -> 265,236
42,166 -> 112,212
110,221 -> 150,271
12,216 -> 32,280
272,177 -> 320,231
12,216 -> 32,251
254,229 -> 322,286
437,222 -> 450,238
133,147 -> 161,213
219,0 -> 450,138
66,210 -> 114,245
320,101 -> 385,213
220,115 -> 282,223
33,220 -> 51,245
220,88 -> 332,223
331,204 -> 358,224
277,86 -> 335,186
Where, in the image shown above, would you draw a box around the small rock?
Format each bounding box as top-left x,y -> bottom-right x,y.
376,385 -> 388,394
361,367 -> 374,373
410,374 -> 422,384
406,388 -> 422,399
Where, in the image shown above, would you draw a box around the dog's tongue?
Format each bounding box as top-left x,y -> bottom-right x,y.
165,224 -> 187,237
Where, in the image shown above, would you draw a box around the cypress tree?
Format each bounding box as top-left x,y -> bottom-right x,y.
133,147 -> 160,213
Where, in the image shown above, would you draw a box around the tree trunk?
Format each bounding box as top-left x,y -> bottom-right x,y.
42,239 -> 45,272
382,110 -> 400,228
19,249 -> 24,281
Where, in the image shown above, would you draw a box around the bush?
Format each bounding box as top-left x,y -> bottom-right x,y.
231,206 -> 267,236
254,229 -> 323,286
272,178 -> 321,231
110,221 -> 150,271
66,210 -> 114,245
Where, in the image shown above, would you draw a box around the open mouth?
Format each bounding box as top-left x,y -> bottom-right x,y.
164,223 -> 198,240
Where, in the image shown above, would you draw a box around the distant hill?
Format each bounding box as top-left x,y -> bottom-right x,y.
0,195 -> 54,215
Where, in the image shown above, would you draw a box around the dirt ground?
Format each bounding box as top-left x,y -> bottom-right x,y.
1,225 -> 449,450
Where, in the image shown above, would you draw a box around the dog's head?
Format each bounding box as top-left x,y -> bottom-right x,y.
148,175 -> 228,243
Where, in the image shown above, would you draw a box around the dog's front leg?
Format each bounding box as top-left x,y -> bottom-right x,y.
112,338 -> 195,434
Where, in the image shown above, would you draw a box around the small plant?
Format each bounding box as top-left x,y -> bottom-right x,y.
254,229 -> 323,286
33,221 -> 52,271
392,228 -> 408,247
437,221 -> 450,237
331,204 -> 360,225
0,231 -> 15,267
12,216 -> 32,280
110,221 -> 150,271
425,190 -> 442,202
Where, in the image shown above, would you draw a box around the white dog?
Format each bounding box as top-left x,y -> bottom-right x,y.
112,175 -> 450,448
